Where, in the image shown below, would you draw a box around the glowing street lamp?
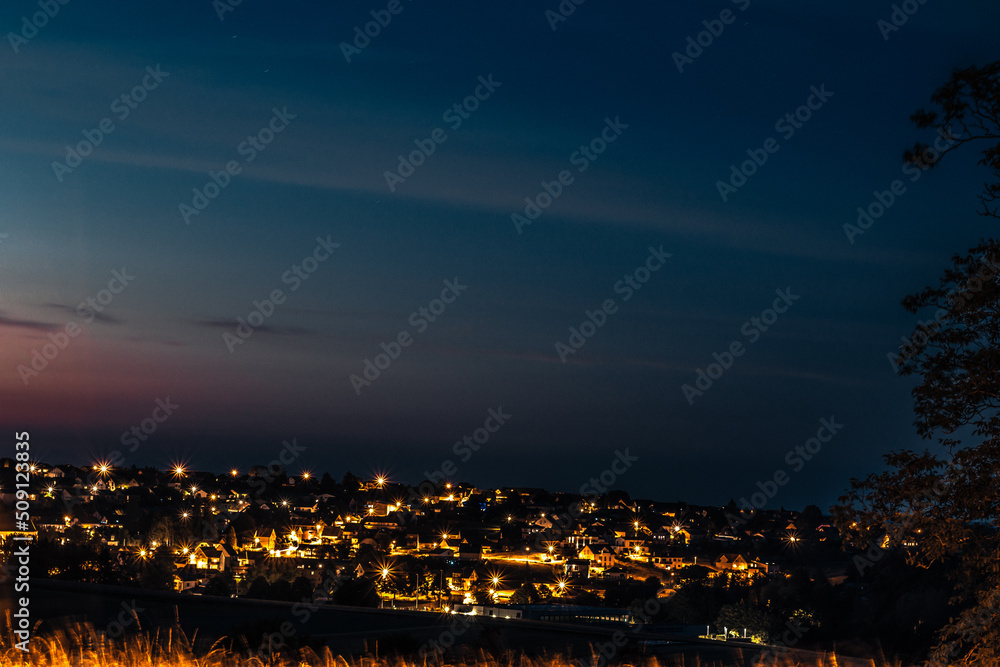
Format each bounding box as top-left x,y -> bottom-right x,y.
230,468 -> 239,477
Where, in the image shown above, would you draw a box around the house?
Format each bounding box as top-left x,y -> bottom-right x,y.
652,555 -> 687,570
427,547 -> 455,559
173,568 -> 204,592
458,539 -> 482,560
533,515 -> 554,531
193,544 -> 231,571
564,558 -> 591,578
714,554 -> 748,571
594,546 -> 616,569
579,544 -> 615,569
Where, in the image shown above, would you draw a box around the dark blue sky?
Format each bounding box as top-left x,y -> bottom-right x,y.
3,0 -> 999,511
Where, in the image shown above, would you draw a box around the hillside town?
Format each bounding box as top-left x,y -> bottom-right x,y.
0,457 -> 848,619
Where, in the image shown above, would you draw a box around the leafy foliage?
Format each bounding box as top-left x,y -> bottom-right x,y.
836,60 -> 1000,667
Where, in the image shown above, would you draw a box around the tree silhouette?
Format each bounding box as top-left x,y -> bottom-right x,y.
836,60 -> 1000,667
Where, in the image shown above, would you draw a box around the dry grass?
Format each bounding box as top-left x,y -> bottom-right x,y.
0,622 -> 911,667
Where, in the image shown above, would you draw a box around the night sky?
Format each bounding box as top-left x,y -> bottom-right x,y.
3,0 -> 999,511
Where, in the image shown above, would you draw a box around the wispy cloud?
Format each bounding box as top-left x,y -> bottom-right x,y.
194,319 -> 312,337
0,312 -> 58,331
43,303 -> 122,325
